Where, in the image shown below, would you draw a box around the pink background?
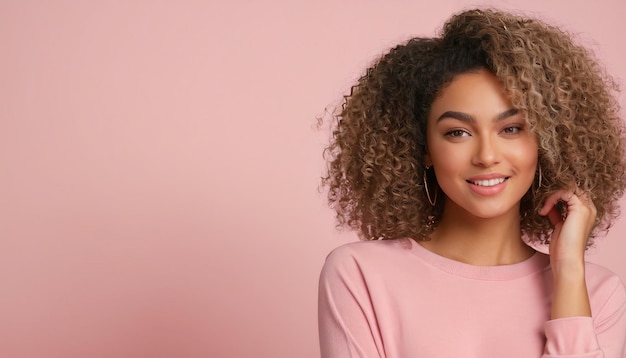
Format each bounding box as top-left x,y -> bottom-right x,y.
1,1 -> 625,357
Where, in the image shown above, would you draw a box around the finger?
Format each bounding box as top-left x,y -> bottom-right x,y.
539,189 -> 573,216
573,188 -> 596,210
546,205 -> 563,226
569,190 -> 598,227
560,189 -> 596,218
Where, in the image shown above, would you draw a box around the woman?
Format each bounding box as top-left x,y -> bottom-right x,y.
319,9 -> 626,357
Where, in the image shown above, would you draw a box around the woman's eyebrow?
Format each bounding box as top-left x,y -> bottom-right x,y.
496,108 -> 519,120
436,111 -> 474,123
436,108 -> 519,123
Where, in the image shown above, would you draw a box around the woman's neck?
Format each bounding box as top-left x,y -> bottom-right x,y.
420,205 -> 535,266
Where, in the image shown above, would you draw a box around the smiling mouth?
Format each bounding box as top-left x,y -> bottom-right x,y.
467,177 -> 510,187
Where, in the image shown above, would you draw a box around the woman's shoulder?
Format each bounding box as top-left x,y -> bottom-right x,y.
584,261 -> 624,282
577,261 -> 626,331
320,238 -> 416,275
324,238 -> 415,262
583,261 -> 626,310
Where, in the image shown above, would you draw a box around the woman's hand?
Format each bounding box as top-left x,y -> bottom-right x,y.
539,187 -> 597,265
539,187 -> 596,319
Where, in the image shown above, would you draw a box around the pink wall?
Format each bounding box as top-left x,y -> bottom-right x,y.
1,1 -> 625,357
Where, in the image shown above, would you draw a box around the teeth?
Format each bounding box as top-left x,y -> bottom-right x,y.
472,178 -> 506,187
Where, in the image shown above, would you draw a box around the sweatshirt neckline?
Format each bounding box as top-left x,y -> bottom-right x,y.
409,240 -> 549,280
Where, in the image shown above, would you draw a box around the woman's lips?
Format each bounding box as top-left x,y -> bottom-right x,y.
468,177 -> 507,187
466,177 -> 509,196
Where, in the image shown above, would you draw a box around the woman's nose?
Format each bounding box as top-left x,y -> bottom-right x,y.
472,135 -> 501,167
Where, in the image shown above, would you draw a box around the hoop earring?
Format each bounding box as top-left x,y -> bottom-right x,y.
423,167 -> 438,206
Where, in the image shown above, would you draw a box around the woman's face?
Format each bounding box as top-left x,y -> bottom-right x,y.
425,69 -> 538,220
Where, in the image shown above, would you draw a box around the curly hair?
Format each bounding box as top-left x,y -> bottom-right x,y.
322,8 -> 626,245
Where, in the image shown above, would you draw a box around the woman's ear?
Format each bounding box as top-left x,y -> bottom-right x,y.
424,152 -> 432,168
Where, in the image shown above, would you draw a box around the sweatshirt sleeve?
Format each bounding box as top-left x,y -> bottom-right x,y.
318,247 -> 384,358
543,277 -> 626,358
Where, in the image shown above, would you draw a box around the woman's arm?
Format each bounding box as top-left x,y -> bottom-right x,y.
540,188 -> 595,319
540,188 -> 626,357
318,248 -> 384,358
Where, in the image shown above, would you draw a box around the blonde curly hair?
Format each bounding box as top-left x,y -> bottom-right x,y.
322,8 -> 626,245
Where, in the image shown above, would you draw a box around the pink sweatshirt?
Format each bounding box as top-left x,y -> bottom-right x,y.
318,238 -> 626,357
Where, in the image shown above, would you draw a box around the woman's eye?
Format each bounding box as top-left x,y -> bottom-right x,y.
445,129 -> 469,138
502,126 -> 522,134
